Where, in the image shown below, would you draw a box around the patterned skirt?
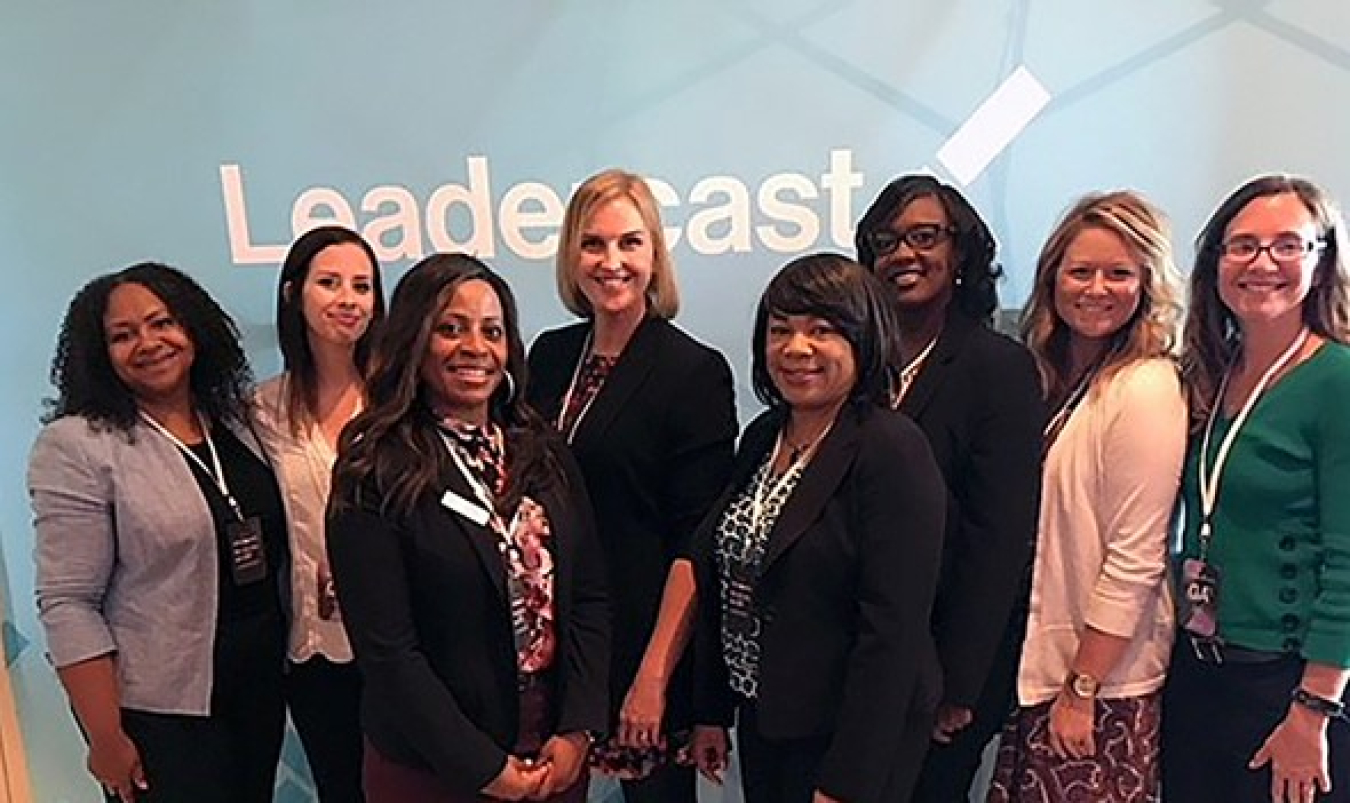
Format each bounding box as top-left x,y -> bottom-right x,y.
987,692 -> 1161,803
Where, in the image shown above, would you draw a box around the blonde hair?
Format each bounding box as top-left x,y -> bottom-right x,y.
555,169 -> 680,319
1020,190 -> 1183,401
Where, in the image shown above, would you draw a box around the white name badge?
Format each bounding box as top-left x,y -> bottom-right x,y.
441,489 -> 491,527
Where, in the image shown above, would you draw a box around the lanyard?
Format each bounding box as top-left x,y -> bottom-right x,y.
438,430 -> 501,518
1042,353 -> 1110,455
556,331 -> 607,444
140,411 -> 244,521
1197,327 -> 1310,559
750,422 -> 831,528
893,335 -> 939,406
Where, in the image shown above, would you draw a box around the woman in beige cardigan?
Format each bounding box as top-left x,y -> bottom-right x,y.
989,191 -> 1186,802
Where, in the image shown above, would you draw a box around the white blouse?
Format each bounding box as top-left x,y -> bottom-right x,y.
256,374 -> 355,664
1018,358 -> 1187,706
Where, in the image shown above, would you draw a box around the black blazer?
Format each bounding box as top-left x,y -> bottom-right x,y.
900,310 -> 1044,708
527,316 -> 736,728
692,404 -> 946,803
326,436 -> 609,794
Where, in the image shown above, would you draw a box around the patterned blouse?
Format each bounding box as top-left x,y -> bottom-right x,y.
558,353 -> 616,438
715,454 -> 803,700
438,417 -> 556,674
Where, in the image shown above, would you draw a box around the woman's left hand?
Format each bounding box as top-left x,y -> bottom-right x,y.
1047,691 -> 1096,760
811,791 -> 842,803
1249,706 -> 1331,803
618,674 -> 667,749
533,732 -> 590,798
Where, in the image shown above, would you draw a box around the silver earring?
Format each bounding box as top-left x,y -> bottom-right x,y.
500,369 -> 517,404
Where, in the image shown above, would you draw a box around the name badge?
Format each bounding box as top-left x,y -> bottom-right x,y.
1179,557 -> 1221,639
227,516 -> 268,586
441,489 -> 491,527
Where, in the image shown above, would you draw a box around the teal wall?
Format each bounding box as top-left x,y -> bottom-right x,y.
3,2 -> 1349,800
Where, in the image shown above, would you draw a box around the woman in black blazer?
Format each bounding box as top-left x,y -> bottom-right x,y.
691,253 -> 947,803
527,170 -> 737,801
855,175 -> 1045,802
328,254 -> 609,802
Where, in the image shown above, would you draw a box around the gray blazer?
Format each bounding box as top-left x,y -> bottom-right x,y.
29,414 -> 271,716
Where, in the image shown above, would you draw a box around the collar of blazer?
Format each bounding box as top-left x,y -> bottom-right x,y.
559,315 -> 666,445
434,447 -> 571,603
897,309 -> 982,418
737,405 -> 865,574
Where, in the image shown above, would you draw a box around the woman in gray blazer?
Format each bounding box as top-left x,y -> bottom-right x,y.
29,263 -> 289,803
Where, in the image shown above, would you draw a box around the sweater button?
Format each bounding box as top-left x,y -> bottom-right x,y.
1279,536 -> 1297,551
1280,564 -> 1298,580
1283,637 -> 1302,652
1282,613 -> 1301,632
1279,588 -> 1298,604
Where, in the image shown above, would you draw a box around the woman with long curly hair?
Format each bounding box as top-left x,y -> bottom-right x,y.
30,262 -> 289,803
989,191 -> 1186,802
327,253 -> 609,802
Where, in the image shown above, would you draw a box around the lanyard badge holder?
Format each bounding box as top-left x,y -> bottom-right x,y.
1186,328 -> 1310,665
142,412 -> 269,586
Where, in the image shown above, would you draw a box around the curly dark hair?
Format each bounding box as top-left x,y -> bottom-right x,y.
854,174 -> 1003,323
331,253 -> 561,517
751,252 -> 902,410
44,262 -> 254,430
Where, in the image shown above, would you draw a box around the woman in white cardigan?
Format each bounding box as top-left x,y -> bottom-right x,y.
989,191 -> 1187,802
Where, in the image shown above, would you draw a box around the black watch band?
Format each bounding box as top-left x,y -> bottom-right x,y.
1290,687 -> 1348,720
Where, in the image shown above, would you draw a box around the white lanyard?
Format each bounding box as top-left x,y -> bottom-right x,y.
140,410 -> 243,521
556,331 -> 610,445
893,335 -> 939,406
1197,327 -> 1310,558
750,422 -> 831,528
438,430 -> 500,515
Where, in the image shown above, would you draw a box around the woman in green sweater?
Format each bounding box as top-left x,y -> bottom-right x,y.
1165,174 -> 1350,802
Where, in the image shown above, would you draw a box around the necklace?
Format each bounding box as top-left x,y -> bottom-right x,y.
893,334 -> 940,406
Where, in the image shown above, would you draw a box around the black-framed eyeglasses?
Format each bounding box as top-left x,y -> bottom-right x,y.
1219,234 -> 1324,265
864,224 -> 957,257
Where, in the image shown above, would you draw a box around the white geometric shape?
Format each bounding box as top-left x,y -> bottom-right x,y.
937,66 -> 1052,186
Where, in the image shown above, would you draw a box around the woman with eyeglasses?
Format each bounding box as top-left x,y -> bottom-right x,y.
987,191 -> 1186,802
1163,175 -> 1350,803
854,175 -> 1044,801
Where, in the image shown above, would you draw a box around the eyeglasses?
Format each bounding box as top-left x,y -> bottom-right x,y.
864,224 -> 957,257
1219,234 -> 1324,265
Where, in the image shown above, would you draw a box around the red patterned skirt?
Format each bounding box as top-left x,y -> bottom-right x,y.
987,692 -> 1161,803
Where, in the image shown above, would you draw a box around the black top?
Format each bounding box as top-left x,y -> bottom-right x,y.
527,316 -> 737,730
327,434 -> 609,794
181,420 -> 288,621
693,404 -> 947,803
898,309 -> 1045,707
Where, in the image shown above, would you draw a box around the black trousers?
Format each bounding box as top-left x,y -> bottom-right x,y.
287,656 -> 365,803
1162,637 -> 1350,803
735,701 -> 831,803
616,763 -> 696,803
110,608 -> 287,803
911,608 -> 1024,802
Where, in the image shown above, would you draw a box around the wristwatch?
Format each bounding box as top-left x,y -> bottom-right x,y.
1066,670 -> 1101,701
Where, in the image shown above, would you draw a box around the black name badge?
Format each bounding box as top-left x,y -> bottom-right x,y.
227,516 -> 268,586
1179,557 -> 1220,639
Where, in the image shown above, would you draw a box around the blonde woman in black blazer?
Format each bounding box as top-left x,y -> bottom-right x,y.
690,254 -> 946,803
528,170 -> 736,802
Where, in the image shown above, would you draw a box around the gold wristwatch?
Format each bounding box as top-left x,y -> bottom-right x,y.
1067,670 -> 1101,701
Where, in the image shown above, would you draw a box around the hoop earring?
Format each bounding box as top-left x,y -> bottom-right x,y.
500,369 -> 517,404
